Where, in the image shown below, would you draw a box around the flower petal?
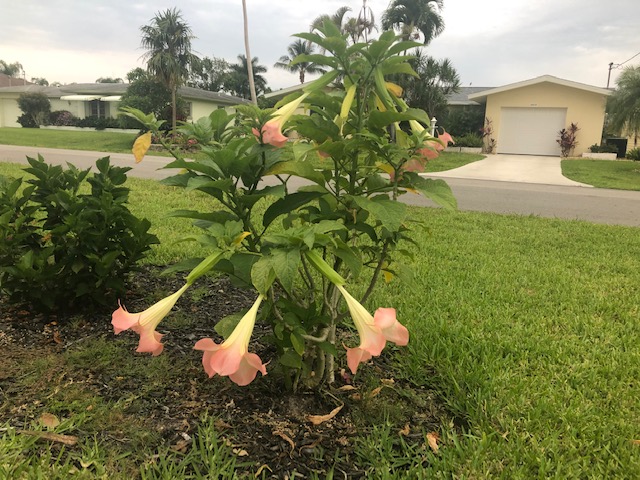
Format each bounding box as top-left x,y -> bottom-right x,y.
346,346 -> 373,374
111,303 -> 139,334
228,353 -> 267,386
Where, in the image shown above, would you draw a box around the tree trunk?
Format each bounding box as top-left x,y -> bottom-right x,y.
242,0 -> 258,105
171,86 -> 177,133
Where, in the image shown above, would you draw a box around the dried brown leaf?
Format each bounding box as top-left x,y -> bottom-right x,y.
273,430 -> 295,454
380,378 -> 395,386
39,413 -> 60,429
399,424 -> 410,436
19,430 -> 78,446
632,439 -> 640,446
426,432 -> 440,453
337,385 -> 357,391
307,404 -> 344,425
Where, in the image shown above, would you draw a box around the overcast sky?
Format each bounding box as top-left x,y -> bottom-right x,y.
1,0 -> 638,91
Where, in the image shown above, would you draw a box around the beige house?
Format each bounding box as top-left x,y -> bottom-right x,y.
468,75 -> 612,156
0,82 -> 248,128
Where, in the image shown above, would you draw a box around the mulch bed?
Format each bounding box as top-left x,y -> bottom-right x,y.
0,266 -> 446,478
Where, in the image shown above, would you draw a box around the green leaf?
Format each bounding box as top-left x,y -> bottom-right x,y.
271,249 -> 301,294
290,332 -> 305,355
333,240 -> 362,279
403,174 -> 458,210
279,350 -> 302,369
368,109 -> 430,131
251,257 -> 276,295
265,159 -> 325,185
214,312 -> 243,340
263,191 -> 325,228
353,196 -> 407,232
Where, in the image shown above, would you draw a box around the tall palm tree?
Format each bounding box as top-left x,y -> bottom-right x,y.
608,66 -> 640,148
310,6 -> 352,34
140,8 -> 196,132
0,60 -> 23,77
381,0 -> 445,45
227,55 -> 267,99
274,40 -> 326,84
241,0 -> 258,105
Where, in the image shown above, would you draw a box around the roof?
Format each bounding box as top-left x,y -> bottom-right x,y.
0,73 -> 33,88
468,75 -> 612,103
0,82 -> 248,105
446,87 -> 491,106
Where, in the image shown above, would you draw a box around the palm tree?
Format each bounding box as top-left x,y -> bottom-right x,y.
226,55 -> 267,99
0,60 -> 23,77
310,6 -> 352,34
381,0 -> 445,45
274,40 -> 326,84
608,66 -> 640,148
140,8 -> 196,132
241,0 -> 258,105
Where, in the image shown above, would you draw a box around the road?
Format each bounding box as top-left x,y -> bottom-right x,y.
1,144 -> 639,227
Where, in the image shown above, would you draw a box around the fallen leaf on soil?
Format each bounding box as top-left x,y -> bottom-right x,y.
632,440 -> 640,446
399,424 -> 410,436
171,439 -> 191,453
254,464 -> 272,477
53,330 -> 63,344
369,386 -> 383,398
337,385 -> 357,391
233,448 -> 249,456
307,404 -> 344,425
39,413 -> 60,428
381,378 -> 395,386
273,430 -> 295,454
426,432 -> 440,453
19,430 -> 78,446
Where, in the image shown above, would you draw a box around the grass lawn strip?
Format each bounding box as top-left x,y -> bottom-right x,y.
0,162 -> 639,477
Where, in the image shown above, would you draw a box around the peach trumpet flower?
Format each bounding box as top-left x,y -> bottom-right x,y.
194,295 -> 267,386
112,283 -> 189,356
336,285 -> 409,374
253,93 -> 309,147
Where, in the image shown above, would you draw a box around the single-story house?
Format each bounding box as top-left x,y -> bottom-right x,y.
468,75 -> 612,156
0,82 -> 248,128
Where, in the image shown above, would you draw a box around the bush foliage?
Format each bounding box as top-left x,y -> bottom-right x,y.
0,156 -> 158,313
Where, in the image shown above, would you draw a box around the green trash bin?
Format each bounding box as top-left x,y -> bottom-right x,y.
606,138 -> 628,158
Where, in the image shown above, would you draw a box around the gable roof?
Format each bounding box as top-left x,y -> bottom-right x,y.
447,86 -> 492,106
0,82 -> 248,105
468,75 -> 612,103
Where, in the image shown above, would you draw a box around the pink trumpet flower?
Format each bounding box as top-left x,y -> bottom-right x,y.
194,295 -> 267,386
112,284 -> 189,356
336,285 -> 409,374
253,93 -> 309,147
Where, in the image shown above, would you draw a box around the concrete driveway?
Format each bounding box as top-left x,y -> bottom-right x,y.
426,154 -> 592,187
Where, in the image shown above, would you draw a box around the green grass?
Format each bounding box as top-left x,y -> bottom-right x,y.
1,161 -> 640,477
562,158 -> 640,190
424,150 -> 484,172
0,127 -> 137,154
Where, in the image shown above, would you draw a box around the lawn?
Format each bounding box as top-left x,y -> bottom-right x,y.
562,158 -> 640,191
0,127 -> 137,154
1,161 -> 640,478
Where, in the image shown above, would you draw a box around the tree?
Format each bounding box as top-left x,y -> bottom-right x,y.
225,55 -> 267,99
188,56 -> 230,92
0,60 -> 23,77
608,65 -> 640,148
401,53 -> 460,120
118,69 -> 185,130
140,8 -> 196,132
310,6 -> 352,34
30,77 -> 49,86
96,77 -> 124,83
241,0 -> 258,105
17,92 -> 51,127
381,0 -> 445,45
274,39 -> 326,84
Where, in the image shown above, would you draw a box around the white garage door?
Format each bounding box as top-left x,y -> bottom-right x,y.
497,107 -> 566,156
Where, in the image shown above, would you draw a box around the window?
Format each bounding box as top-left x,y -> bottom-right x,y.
88,100 -> 108,118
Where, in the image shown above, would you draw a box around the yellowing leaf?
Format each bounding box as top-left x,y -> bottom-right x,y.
385,82 -> 403,98
232,232 -> 251,246
132,132 -> 152,163
308,404 -> 343,425
383,270 -> 394,283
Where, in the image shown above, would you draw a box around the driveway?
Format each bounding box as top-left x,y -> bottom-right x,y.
426,154 -> 592,187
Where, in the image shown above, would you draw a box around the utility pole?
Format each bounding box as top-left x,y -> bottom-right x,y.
607,62 -> 615,89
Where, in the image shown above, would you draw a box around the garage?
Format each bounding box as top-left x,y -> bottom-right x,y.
497,107 -> 566,156
468,76 -> 612,157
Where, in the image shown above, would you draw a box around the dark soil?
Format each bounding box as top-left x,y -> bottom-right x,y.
0,266 -> 447,478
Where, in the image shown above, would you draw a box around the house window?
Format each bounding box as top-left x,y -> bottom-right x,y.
88,100 -> 108,118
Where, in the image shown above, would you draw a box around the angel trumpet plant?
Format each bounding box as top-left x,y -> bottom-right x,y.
305,251 -> 409,374
194,295 -> 267,386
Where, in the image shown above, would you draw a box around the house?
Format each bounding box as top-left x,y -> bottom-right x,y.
0,72 -> 33,88
0,82 -> 248,128
468,75 -> 612,156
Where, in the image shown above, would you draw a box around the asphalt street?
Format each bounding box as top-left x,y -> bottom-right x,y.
1,144 -> 639,227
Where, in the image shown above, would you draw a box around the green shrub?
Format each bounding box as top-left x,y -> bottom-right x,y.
49,110 -> 77,126
589,143 -> 619,153
0,156 -> 158,313
454,133 -> 483,148
17,92 -> 51,126
625,147 -> 640,161
16,114 -> 39,128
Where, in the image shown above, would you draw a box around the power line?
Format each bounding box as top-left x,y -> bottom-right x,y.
618,50 -> 640,67
607,50 -> 640,88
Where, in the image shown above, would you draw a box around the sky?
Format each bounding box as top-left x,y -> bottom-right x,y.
1,0 -> 638,92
